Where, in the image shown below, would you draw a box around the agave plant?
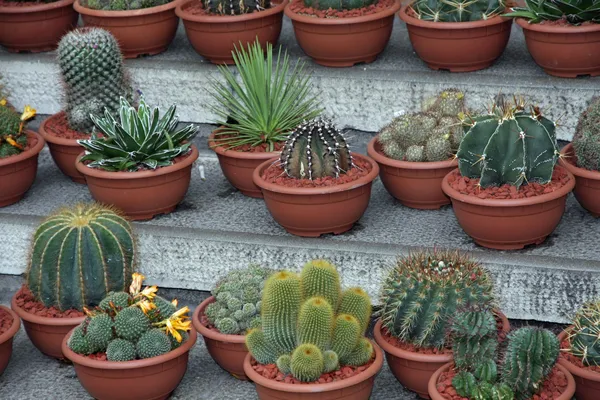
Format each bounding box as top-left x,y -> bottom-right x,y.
504,0 -> 600,24
78,97 -> 198,172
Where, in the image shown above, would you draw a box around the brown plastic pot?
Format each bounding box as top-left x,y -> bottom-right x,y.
75,145 -> 199,220
516,18 -> 600,78
74,0 -> 180,58
0,0 -> 77,53
560,143 -> 600,217
176,0 -> 285,64
441,167 -> 575,250
62,327 -> 197,400
399,5 -> 512,72
193,296 -> 249,380
243,339 -> 383,400
0,305 -> 20,376
285,0 -> 400,67
11,292 -> 85,359
0,131 -> 45,207
557,330 -> 600,400
38,113 -> 86,184
367,137 -> 456,209
253,153 -> 379,237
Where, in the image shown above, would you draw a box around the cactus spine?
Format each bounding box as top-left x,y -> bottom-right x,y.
573,97 -> 600,171
451,309 -> 498,371
567,299 -> 600,366
411,0 -> 506,22
203,0 -> 268,15
303,0 -> 374,11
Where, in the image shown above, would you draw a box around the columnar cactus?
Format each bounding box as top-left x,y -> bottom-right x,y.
0,102 -> 36,158
567,299 -> 600,366
451,309 -> 498,371
412,0 -> 506,22
303,0 -> 374,11
203,0 -> 268,15
26,203 -> 135,311
573,97 -> 600,171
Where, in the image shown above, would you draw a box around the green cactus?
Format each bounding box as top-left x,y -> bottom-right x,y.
169,330 -> 189,350
331,314 -> 361,360
276,354 -> 292,374
567,299 -> 600,366
106,338 -> 136,361
298,297 -> 334,351
323,350 -> 339,373
86,313 -> 114,351
573,97 -> 600,172
491,383 -> 515,400
300,260 -> 340,310
246,328 -> 278,364
337,287 -> 371,335
114,307 -> 150,341
68,326 -> 93,355
99,291 -> 132,311
474,359 -> 498,383
80,0 -> 170,10
136,329 -> 171,359
202,0 -> 268,15
453,371 -> 477,397
303,0 -> 374,11
153,296 -> 176,320
290,344 -> 324,382
26,203 -> 135,311
0,103 -> 29,159
451,309 -> 498,371
412,0 -> 506,22
340,338 -> 373,366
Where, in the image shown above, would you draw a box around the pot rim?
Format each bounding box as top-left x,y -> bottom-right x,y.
0,305 -> 21,346
399,4 -> 511,29
560,143 -> 600,181
367,136 -> 458,170
253,153 -> 380,195
208,131 -> 280,161
10,290 -> 87,327
243,338 -> 383,392
557,329 -> 600,382
39,113 -> 89,147
0,0 -> 74,14
0,131 -> 45,168
74,0 -> 181,17
441,166 -> 575,207
285,0 -> 400,25
176,0 -> 285,23
192,296 -> 246,344
74,144 -> 199,180
515,17 -> 600,34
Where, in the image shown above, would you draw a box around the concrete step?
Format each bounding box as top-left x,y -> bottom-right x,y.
2,19 -> 600,141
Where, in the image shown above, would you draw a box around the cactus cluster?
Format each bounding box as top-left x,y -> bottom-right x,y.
26,203 -> 135,311
0,102 -> 35,158
412,0 -> 506,22
504,0 -> 600,25
245,260 -> 374,382
204,265 -> 272,335
303,0 -> 374,11
377,89 -> 465,162
68,273 -> 191,361
566,299 -> 600,367
572,97 -> 600,171
81,0 -> 170,10
203,0 -> 268,15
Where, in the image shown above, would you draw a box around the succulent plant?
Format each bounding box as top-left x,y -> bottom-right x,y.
451,309 -> 498,372
26,203 -> 135,311
504,0 -> 600,25
412,0 -> 506,22
245,259 -> 374,382
572,97 -> 600,171
202,0 -> 268,15
566,299 -> 600,366
0,102 -> 35,159
81,0 -> 170,10
303,0 -> 374,11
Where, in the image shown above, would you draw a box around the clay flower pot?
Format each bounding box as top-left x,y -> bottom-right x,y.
0,305 -> 20,375
558,330 -> 600,400
62,327 -> 197,400
177,0 -> 285,64
441,167 -> 575,250
74,0 -> 181,58
11,292 -> 85,359
399,5 -> 512,72
367,137 -> 456,209
0,131 -> 45,207
0,0 -> 77,53
253,153 -> 379,237
243,339 -> 383,400
560,143 -> 600,217
285,0 -> 401,67
75,145 -> 199,220
192,296 -> 249,380
516,18 -> 600,78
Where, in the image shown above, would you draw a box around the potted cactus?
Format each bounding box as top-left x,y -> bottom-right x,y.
192,265 -> 272,380
441,95 -> 575,250
253,117 -> 379,237
399,0 -> 512,72
373,250 -> 510,398
62,273 -> 196,400
39,27 -> 131,184
0,305 -> 20,376
367,89 -> 464,209
10,203 -> 135,359
243,259 -> 383,400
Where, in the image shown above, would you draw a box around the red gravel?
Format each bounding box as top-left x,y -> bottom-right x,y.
184,1 -> 272,16
289,0 -> 395,18
44,112 -> 91,140
14,286 -> 85,319
0,308 -> 14,336
560,339 -> 600,374
539,18 -> 596,27
85,352 -> 108,361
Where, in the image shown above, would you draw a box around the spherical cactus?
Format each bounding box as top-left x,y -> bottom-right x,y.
406,145 -> 425,162
425,136 -> 452,162
136,329 -> 171,359
323,350 -> 339,373
567,299 -> 600,366
0,104 -> 27,158
99,291 -> 131,311
411,0 -> 505,22
331,314 -> 361,360
340,338 -> 373,366
300,259 -> 341,310
337,287 -> 371,335
276,354 -> 292,374
453,371 -> 477,398
472,382 -> 495,400
169,330 -> 189,349
303,0 -> 374,11
27,203 -> 135,311
114,306 -> 150,341
573,97 -> 600,171
297,297 -> 334,351
474,359 -> 498,383
215,317 -> 239,335
202,0 -> 268,15
86,313 -> 114,351
153,296 -> 176,319
246,328 -> 278,364
451,309 -> 498,371
106,338 -> 136,361
290,344 -> 324,382
68,326 -> 92,355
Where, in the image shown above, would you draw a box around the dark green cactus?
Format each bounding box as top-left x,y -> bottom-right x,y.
106,338 -> 136,361
136,329 -> 171,359
303,0 -> 374,11
86,313 -> 114,351
68,326 -> 93,355
453,371 -> 477,397
114,307 -> 151,341
203,0 -> 268,15
0,104 -> 27,159
573,97 -> 600,172
99,291 -> 132,311
567,299 -> 600,366
412,0 -> 506,22
81,0 -> 170,11
451,309 -> 498,371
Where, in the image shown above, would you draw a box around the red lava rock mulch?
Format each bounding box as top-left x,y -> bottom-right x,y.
0,308 -> 14,336
289,0 -> 395,18
446,167 -> 571,200
44,112 -> 91,141
184,1 -> 271,16
560,339 -> 600,374
539,18 -> 596,27
14,285 -> 85,318
85,352 -> 108,361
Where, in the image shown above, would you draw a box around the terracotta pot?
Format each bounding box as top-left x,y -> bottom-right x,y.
11,292 -> 85,359
558,330 -> 600,400
253,153 -> 379,237
38,113 -> 86,184
209,132 -> 279,198
75,146 -> 198,220
428,362 -> 576,400
0,305 -> 20,376
0,131 -> 45,207
0,0 -> 77,53
192,296 -> 249,380
399,5 -> 512,72
62,327 -> 197,400
367,137 -> 456,209
285,0 -> 401,67
374,313 -> 510,399
176,0 -> 285,64
74,0 -> 180,58
516,18 -> 600,78
560,143 -> 600,217
243,339 -> 383,400
441,167 -> 575,250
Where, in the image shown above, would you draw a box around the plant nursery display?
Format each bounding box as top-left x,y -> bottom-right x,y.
0,305 -> 20,376
399,0 -> 512,71
209,40 -> 322,198
62,273 -> 196,400
442,95 -> 575,250
243,259 -> 383,399
505,0 -> 600,77
10,203 -> 135,359
253,117 -> 379,237
75,97 -> 199,220
367,89 -> 463,209
193,265 -> 271,379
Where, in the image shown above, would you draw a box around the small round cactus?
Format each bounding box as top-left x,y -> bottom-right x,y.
573,97 -> 600,172
86,313 -> 114,351
276,354 -> 292,374
114,307 -> 150,341
411,0 -> 506,22
567,299 -> 600,366
68,326 -> 92,355
106,338 -> 136,361
136,329 -> 171,359
290,344 -> 324,382
99,291 -> 132,311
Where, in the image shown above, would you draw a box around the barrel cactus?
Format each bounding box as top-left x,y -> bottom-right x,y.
26,203 -> 135,311
203,0 -> 268,15
303,0 -> 374,11
411,0 -> 506,22
567,299 -> 600,366
572,97 -> 600,171
0,102 -> 36,158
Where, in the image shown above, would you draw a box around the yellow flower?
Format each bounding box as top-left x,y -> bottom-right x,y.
135,299 -> 156,315
0,99 -> 6,106
20,105 -> 36,122
171,299 -> 178,307
139,285 -> 158,300
154,306 -> 191,343
5,136 -> 23,150
129,273 -> 145,295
